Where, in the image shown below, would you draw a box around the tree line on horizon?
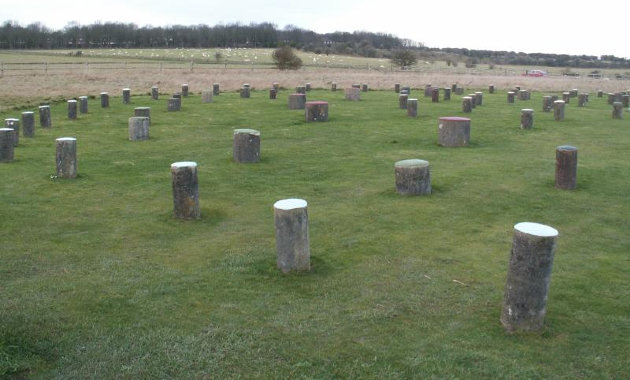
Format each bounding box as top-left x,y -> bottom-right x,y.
0,20 -> 628,69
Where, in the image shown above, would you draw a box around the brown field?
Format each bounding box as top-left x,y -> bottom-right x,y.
1,60 -> 629,111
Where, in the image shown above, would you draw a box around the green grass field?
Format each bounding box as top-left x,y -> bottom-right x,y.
1,88 -> 629,378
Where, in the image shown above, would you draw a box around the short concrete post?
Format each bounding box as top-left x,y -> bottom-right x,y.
501,222 -> 558,333
67,100 -> 77,120
361,83 -> 368,92
352,83 -> 360,89
623,94 -> 630,108
241,84 -> 250,98
56,137 -> 77,178
213,83 -> 220,95
331,82 -> 337,91
21,112 -> 34,138
451,83 -> 457,93
407,99 -> 418,117
134,107 -> 151,124
555,145 -> 577,190
305,101 -> 329,122
394,159 -> 431,195
181,84 -> 189,97
443,88 -> 451,101
151,86 -> 159,100
288,94 -> 306,109
438,117 -> 470,147
76,96 -> 87,114
521,109 -> 534,129
123,88 -> 131,104
431,88 -> 440,103
455,87 -> 464,95
607,93 -> 615,105
424,84 -> 432,97
269,88 -> 277,99
274,198 -> 310,273
128,117 -> 150,141
562,92 -> 570,103
167,98 -> 181,111
399,93 -> 408,109
272,82 -> 280,92
489,84 -> 495,94
100,92 -> 109,108
345,87 -> 360,101
202,90 -> 213,103
39,105 -> 51,128
597,90 -> 603,98
542,96 -> 552,112
550,95 -> 558,103
518,90 -> 528,101
507,92 -> 515,103
553,100 -> 565,121
0,128 -> 14,162
296,86 -> 306,94
577,93 -> 587,107
462,97 -> 473,113
475,92 -> 483,106
233,129 -> 261,163
305,83 -> 312,92
4,118 -> 19,147
612,102 -> 623,119
468,94 -> 477,108
394,83 -> 400,93
401,86 -> 411,95
170,161 -> 200,219
570,89 -> 578,98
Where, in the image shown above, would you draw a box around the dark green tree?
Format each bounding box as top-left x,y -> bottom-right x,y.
391,49 -> 417,69
272,45 -> 302,70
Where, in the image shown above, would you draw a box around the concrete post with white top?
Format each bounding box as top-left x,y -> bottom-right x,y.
274,198 -> 310,273
501,222 -> 559,333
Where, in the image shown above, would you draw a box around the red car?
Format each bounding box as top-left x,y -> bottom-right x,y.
523,70 -> 547,77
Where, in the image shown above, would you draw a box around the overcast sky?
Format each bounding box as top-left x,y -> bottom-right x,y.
3,0 -> 629,58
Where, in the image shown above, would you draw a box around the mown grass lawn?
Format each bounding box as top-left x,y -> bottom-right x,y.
1,87 -> 628,378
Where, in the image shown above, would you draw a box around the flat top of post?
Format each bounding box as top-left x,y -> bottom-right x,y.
440,116 -> 471,122
171,161 -> 197,169
56,137 -> 77,142
79,96 -> 88,99
100,92 -> 108,95
554,100 -> 565,104
0,128 -> 15,132
408,98 -> 418,102
135,107 -> 151,110
274,198 -> 307,210
39,105 -> 50,109
4,118 -> 19,122
305,101 -> 328,106
290,93 -> 306,97
557,145 -> 578,151
395,159 -> 429,168
21,111 -> 34,115
233,128 -> 260,135
123,88 -> 131,90
514,222 -> 558,237
67,99 -> 77,103
522,109 -> 534,112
